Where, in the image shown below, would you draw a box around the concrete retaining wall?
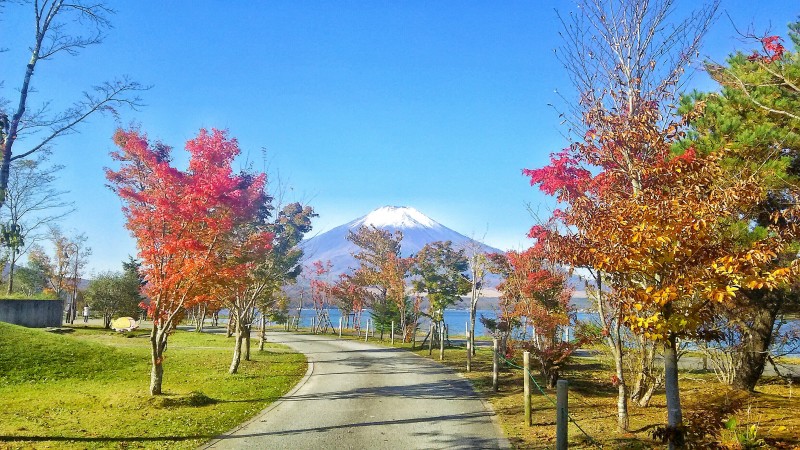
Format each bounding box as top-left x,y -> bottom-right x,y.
0,299 -> 63,328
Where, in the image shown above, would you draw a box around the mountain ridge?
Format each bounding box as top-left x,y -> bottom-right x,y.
300,206 -> 502,278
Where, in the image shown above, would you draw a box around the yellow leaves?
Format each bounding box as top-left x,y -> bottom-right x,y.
625,311 -> 667,341
769,267 -> 792,280
745,279 -> 764,290
641,286 -> 678,306
711,256 -> 738,275
707,285 -> 738,303
644,332 -> 664,341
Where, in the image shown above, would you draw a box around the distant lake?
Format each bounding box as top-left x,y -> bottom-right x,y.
288,309 -> 797,357
289,308 -> 594,337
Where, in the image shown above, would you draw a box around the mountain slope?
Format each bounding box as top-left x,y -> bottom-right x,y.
300,206 -> 502,277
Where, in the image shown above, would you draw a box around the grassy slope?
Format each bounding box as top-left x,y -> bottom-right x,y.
0,322 -> 306,449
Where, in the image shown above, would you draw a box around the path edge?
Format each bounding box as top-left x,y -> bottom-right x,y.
199,343 -> 315,449
403,346 -> 512,449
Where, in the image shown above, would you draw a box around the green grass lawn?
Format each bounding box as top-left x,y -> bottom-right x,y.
0,322 -> 307,449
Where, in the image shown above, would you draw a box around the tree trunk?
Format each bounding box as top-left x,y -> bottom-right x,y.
194,304 -> 206,332
229,329 -> 243,375
733,303 -> 778,391
6,260 -> 14,294
150,327 -> 168,395
259,314 -> 266,352
638,380 -> 659,408
610,333 -> 629,432
399,305 -> 407,343
439,321 -> 445,360
615,375 -> 629,432
664,335 -> 684,449
428,323 -> 434,355
469,302 -> 477,356
0,27 -> 40,208
594,271 -> 629,432
226,314 -> 234,338
631,337 -> 659,406
244,323 -> 251,361
150,359 -> 164,396
546,369 -> 558,389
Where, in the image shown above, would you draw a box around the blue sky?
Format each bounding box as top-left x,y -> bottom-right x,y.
2,1 -> 796,274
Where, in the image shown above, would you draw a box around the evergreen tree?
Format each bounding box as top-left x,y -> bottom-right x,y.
679,20 -> 800,390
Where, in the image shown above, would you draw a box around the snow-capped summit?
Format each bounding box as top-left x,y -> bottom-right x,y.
357,206 -> 440,229
300,205 -> 502,278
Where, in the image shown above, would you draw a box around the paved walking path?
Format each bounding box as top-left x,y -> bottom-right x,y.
202,332 -> 509,449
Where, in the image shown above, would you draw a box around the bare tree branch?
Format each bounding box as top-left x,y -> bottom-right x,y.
0,0 -> 148,211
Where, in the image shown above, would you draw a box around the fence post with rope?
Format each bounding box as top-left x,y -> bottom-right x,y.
493,346 -> 599,447
557,379 -> 569,450
524,351 -> 531,426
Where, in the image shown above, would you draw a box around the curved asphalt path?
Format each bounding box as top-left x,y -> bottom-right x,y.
202,332 -> 509,449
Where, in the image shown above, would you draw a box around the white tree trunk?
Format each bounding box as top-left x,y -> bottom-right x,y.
664,335 -> 683,449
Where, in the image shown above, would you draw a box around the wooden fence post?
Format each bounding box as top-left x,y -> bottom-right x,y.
492,338 -> 499,392
556,379 -> 568,450
524,351 -> 531,426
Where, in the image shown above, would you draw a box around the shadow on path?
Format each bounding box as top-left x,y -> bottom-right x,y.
282,378 -> 476,402
214,411 -> 492,438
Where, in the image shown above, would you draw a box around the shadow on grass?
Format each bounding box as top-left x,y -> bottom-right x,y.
0,434 -> 210,443
567,376 -> 619,398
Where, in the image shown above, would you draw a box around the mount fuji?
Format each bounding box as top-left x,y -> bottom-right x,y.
300,206 -> 503,277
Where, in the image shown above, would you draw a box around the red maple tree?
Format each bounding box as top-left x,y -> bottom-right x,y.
106,128 -> 269,395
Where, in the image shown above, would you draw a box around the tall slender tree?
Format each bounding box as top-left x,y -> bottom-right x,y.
213,195 -> 273,374
255,203 -> 316,350
106,128 -> 268,395
531,0 -> 720,439
461,240 -> 489,355
412,241 -> 470,348
348,226 -> 410,339
1,153 -> 74,294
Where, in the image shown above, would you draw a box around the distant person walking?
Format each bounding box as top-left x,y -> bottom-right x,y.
83,306 -> 90,323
